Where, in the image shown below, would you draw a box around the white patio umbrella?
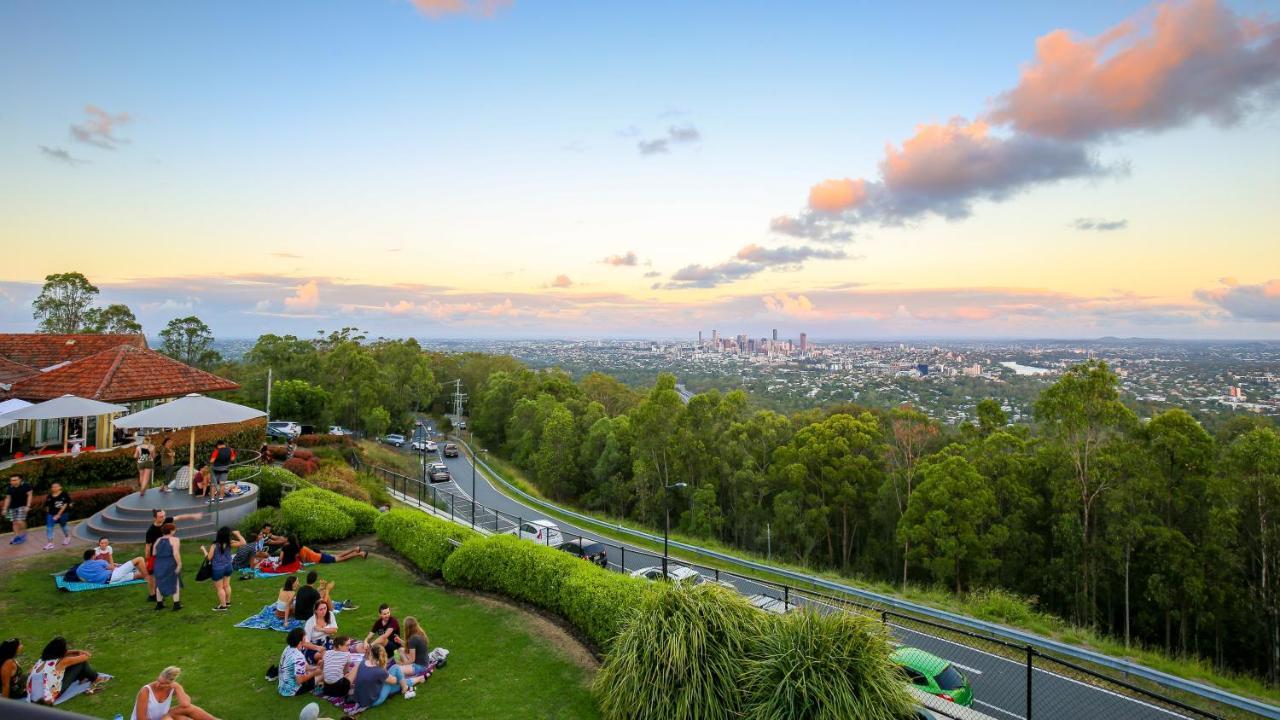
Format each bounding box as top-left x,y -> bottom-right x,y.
0,395 -> 127,453
0,398 -> 33,451
112,394 -> 266,495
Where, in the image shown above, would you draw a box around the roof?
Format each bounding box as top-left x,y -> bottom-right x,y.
0,333 -> 147,370
6,344 -> 239,403
0,356 -> 38,385
891,647 -> 951,676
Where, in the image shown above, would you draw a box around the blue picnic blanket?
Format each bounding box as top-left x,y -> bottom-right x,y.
235,602 -> 345,632
54,574 -> 146,593
244,562 -> 315,580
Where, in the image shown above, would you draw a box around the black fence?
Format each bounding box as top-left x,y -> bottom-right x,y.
353,455 -> 1248,720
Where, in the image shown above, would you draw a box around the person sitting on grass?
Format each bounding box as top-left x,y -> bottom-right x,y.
1,637 -> 28,700
232,523 -> 286,576
28,636 -> 106,704
298,544 -> 366,566
132,665 -> 219,720
394,616 -> 433,681
274,576 -> 299,622
355,644 -> 416,708
91,536 -> 113,564
74,549 -> 147,585
259,535 -> 303,575
278,628 -> 322,697
42,482 -> 73,550
301,601 -> 338,664
365,604 -> 401,656
319,635 -> 357,699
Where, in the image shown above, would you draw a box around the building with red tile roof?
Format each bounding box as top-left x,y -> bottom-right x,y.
0,333 -> 147,370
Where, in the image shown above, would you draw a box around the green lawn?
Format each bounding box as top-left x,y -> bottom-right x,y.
0,545 -> 601,720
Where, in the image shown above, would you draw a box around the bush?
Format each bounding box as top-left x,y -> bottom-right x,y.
375,509 -> 480,577
355,471 -> 393,508
282,457 -> 319,478
146,417 -> 266,463
297,434 -> 354,448
290,448 -> 315,461
310,476 -> 371,503
1,483 -> 134,532
288,487 -> 378,534
560,564 -> 657,650
281,492 -> 355,544
6,448 -> 137,492
442,534 -> 587,614
594,584 -> 760,720
229,465 -> 301,507
739,610 -> 912,720
238,507 -> 292,538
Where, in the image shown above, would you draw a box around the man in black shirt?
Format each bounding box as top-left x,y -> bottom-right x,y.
294,570 -> 322,621
5,475 -> 33,545
143,507 -> 202,601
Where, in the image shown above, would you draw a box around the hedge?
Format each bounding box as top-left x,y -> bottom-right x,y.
5,448 -> 137,492
282,457 -> 319,478
228,465 -> 302,507
374,509 -> 480,577
288,487 -> 379,535
297,434 -> 355,448
560,563 -> 660,649
281,492 -> 355,544
145,417 -> 266,464
238,507 -> 293,539
0,483 -> 134,533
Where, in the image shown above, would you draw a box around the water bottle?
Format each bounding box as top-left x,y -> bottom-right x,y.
114,714 -> 124,720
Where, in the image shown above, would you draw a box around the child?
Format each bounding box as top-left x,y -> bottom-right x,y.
91,537 -> 113,564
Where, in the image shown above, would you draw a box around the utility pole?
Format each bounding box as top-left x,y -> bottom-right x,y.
449,379 -> 468,423
265,368 -> 273,421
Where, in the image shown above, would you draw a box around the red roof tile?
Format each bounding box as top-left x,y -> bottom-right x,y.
0,356 -> 38,385
0,334 -> 147,370
8,345 -> 239,403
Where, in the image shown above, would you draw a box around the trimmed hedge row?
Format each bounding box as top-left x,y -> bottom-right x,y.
228,465 -> 302,508
238,506 -> 293,538
374,509 -> 480,577
441,533 -> 657,650
281,492 -> 355,543
297,434 -> 355,447
6,448 -> 136,491
289,487 -> 379,534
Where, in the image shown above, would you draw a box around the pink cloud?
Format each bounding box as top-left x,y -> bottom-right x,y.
283,280 -> 320,311
1196,278 -> 1280,321
70,105 -> 131,149
408,0 -> 511,18
808,178 -> 867,213
602,251 -> 639,267
550,274 -> 573,288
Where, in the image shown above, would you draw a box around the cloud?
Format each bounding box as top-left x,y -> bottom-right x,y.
666,261 -> 759,289
140,298 -> 196,313
643,271 -> 661,278
550,274 -> 574,288
38,145 -> 87,165
777,1 -> 1279,241
1072,217 -> 1128,231
664,244 -> 848,289
602,251 -> 639,267
407,0 -> 511,19
271,252 -> 303,259
70,105 -> 131,149
735,244 -> 846,265
989,0 -> 1280,141
1195,278 -> 1280,321
637,124 -> 702,156
762,292 -> 817,317
283,280 -> 321,311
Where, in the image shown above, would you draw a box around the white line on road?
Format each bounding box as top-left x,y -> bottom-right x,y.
975,700 -> 1025,720
951,662 -> 984,676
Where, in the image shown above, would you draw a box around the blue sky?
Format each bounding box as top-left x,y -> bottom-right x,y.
1,0 -> 1278,339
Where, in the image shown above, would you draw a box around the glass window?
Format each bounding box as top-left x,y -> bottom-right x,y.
935,665 -> 966,690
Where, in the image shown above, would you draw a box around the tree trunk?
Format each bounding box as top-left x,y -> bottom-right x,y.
1124,543 -> 1131,649
902,539 -> 910,591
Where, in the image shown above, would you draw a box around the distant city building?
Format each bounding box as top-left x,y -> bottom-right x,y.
917,363 -> 929,376
772,328 -> 778,342
799,333 -> 808,353
965,363 -> 982,377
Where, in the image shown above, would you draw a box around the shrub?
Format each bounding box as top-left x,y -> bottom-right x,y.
560,564 -> 657,650
289,487 -> 378,534
443,534 -> 588,614
375,509 -> 479,577
1,483 -> 134,532
229,465 -> 301,507
355,471 -> 393,508
290,448 -> 315,461
6,448 -> 137,491
146,417 -> 266,463
238,507 -> 292,538
297,434 -> 354,448
281,492 -> 355,544
739,610 -> 912,720
310,476 -> 371,504
282,457 -> 319,478
594,584 -> 760,720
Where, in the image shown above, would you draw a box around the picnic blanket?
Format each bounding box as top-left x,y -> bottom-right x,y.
244,562 -> 315,580
311,655 -> 442,715
54,574 -> 146,593
24,673 -> 113,705
235,602 -> 345,632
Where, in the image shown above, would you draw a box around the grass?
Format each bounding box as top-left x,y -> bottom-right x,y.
0,545 -> 601,720
463,442 -> 1280,711
356,440 -> 421,477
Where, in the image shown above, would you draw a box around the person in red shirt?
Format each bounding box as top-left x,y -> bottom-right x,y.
208,441 -> 237,496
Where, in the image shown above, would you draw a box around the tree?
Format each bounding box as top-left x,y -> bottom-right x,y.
362,406 -> 391,437
84,303 -> 142,334
628,375 -> 686,524
270,379 -> 331,427
32,272 -> 98,333
898,455 -> 1006,592
1034,360 -> 1135,625
159,316 -> 221,368
884,407 -> 938,588
534,403 -> 578,500
1227,428 -> 1280,684
976,399 -> 1008,437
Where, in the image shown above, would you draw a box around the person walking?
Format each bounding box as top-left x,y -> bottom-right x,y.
201,527 -> 242,612
42,482 -> 73,550
158,437 -> 178,493
135,436 -> 156,497
152,523 -> 183,611
5,475 -> 33,545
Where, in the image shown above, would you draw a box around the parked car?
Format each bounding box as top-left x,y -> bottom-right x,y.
556,538 -> 609,568
328,426 -> 351,436
458,419 -> 467,429
267,425 -> 293,441
443,443 -> 459,458
268,421 -> 301,439
382,433 -> 406,447
513,519 -> 563,547
630,564 -> 733,589
891,647 -> 973,707
427,463 -> 451,483
411,439 -> 437,452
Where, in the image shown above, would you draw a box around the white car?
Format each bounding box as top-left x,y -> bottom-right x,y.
328,426 -> 351,436
630,564 -> 728,588
268,421 -> 301,438
512,519 -> 563,547
411,439 -> 438,452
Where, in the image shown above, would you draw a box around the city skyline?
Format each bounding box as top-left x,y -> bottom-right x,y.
2,0 -> 1279,339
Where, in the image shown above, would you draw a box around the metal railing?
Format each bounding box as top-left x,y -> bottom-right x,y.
352,450 -> 1269,720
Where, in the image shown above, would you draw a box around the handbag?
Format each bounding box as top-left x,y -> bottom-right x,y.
195,557 -> 213,582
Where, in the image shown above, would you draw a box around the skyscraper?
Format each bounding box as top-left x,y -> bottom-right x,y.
698,330 -> 703,348
799,332 -> 808,352
772,328 -> 778,341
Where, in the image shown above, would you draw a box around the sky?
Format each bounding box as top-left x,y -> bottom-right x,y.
1,0 -> 1279,340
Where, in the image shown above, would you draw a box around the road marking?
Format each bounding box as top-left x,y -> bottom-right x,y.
975,700 -> 1025,720
951,661 -> 983,676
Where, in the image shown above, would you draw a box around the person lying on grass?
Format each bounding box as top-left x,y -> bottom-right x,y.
298,544 -> 366,566
132,665 -> 219,720
278,628 -> 323,698
74,548 -> 147,585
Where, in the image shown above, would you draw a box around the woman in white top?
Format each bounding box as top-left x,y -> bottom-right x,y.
132,666 -> 218,720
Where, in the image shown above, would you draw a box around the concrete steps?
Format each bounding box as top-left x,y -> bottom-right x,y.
74,484 -> 260,544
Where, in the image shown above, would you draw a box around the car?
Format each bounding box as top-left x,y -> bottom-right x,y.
513,519 -> 564,547
268,421 -> 301,439
891,647 -> 973,707
427,463 -> 451,483
629,564 -> 731,589
442,443 -> 459,458
266,425 -> 293,441
382,433 -> 406,447
328,426 -> 351,436
556,538 -> 609,568
411,439 -> 438,453
458,420 -> 467,429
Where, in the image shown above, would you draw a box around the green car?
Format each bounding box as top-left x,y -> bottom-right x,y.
891,647 -> 974,707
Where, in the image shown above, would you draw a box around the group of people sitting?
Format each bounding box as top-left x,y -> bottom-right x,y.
236,523 -> 367,579
276,598 -> 435,710
1,636 -> 107,704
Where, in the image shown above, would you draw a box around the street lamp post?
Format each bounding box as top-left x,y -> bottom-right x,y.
663,482 -> 687,577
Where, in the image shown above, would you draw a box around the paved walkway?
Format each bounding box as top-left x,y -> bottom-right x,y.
0,521 -> 91,566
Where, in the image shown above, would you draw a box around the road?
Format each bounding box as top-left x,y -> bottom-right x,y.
386,424 -> 1196,720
